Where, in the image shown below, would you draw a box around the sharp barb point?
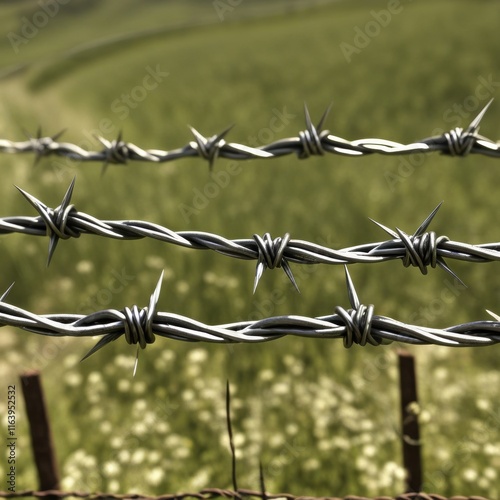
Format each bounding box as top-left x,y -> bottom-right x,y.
253,261 -> 265,294
282,260 -> 300,293
467,97 -> 494,133
304,103 -> 313,131
344,265 -> 360,309
415,202 -> 443,236
133,345 -> 139,377
486,309 -> 500,321
0,283 -> 15,302
369,217 -> 398,239
437,259 -> 466,288
317,102 -> 332,131
81,335 -> 119,362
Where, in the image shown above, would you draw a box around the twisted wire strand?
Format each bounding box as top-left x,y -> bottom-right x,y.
0,101 -> 498,170
0,490 -> 487,500
2,180 -> 500,288
1,268 -> 500,364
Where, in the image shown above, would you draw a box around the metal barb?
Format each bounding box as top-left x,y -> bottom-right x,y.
16,178 -> 77,266
343,266 -> 360,310
371,203 -> 463,282
0,283 -> 15,302
189,125 -> 233,171
466,98 -> 493,136
299,104 -> 330,158
252,233 -> 299,293
81,273 -> 162,365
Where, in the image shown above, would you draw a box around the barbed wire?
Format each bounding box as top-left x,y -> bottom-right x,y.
0,100 -> 498,171
0,488 -> 478,500
3,180 -> 500,289
0,490 -> 489,500
1,268 -> 500,366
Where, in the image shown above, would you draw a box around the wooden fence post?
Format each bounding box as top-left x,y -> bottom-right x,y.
20,370 -> 60,493
398,350 -> 423,492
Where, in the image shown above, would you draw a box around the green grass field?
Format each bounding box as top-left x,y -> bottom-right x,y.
1,0 -> 500,496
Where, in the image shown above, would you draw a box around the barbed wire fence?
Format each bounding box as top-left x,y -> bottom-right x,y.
2,101 -> 500,498
0,100 -> 498,173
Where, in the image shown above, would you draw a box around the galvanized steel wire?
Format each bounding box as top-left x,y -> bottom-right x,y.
0,101 -> 499,170
0,490 -> 489,500
2,180 -> 500,289
1,268 -> 500,364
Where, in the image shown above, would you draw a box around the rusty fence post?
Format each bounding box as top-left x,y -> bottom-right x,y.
20,370 -> 60,493
398,350 -> 423,492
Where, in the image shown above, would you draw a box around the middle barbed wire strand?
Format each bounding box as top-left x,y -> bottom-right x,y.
3,180 -> 500,289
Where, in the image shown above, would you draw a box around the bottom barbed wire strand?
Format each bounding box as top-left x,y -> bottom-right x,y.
1,269 -> 500,368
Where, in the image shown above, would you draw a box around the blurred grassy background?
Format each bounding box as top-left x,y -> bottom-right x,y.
0,0 -> 500,496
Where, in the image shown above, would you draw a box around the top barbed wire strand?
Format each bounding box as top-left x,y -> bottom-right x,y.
0,101 -> 498,170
